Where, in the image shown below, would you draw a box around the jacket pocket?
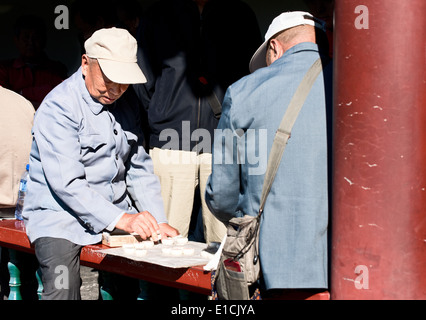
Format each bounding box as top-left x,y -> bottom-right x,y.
79,133 -> 107,157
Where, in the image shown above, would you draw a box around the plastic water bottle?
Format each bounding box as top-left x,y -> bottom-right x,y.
15,164 -> 29,220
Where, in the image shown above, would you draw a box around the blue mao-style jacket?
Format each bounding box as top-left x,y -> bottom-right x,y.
206,43 -> 332,290
23,68 -> 167,246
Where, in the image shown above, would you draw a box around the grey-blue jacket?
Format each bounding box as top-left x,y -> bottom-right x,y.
23,68 -> 167,246
206,43 -> 332,290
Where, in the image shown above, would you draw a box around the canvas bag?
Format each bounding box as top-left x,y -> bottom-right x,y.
215,58 -> 325,300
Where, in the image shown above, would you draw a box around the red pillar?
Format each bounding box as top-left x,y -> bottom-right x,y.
331,0 -> 426,299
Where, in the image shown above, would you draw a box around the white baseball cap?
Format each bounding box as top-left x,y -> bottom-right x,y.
249,11 -> 326,73
84,27 -> 146,84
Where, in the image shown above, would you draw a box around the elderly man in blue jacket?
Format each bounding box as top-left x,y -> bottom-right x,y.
206,11 -> 332,298
23,28 -> 178,300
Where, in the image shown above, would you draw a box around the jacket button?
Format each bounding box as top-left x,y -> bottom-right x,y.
115,154 -> 119,160
113,129 -> 118,135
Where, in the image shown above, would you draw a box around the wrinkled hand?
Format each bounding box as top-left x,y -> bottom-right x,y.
158,223 -> 180,239
116,211 -> 161,240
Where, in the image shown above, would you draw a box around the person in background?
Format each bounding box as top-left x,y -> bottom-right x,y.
22,28 -> 178,300
0,86 -> 38,300
134,0 -> 262,245
115,0 -> 143,38
206,11 -> 332,298
71,0 -> 118,53
0,15 -> 67,109
114,0 -> 150,151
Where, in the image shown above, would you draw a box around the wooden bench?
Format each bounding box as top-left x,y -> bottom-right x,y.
0,219 -> 330,300
0,219 -> 212,299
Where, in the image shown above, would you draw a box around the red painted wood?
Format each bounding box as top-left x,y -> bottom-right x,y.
331,0 -> 426,299
0,219 -> 211,295
0,219 -> 329,299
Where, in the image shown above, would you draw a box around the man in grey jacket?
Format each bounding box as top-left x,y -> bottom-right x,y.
206,12 -> 332,297
23,28 -> 178,300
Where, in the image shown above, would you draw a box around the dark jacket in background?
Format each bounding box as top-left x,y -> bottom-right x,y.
134,0 -> 262,152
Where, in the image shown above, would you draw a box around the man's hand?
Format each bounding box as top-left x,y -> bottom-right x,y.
115,211 -> 161,240
115,211 -> 180,241
158,223 -> 180,239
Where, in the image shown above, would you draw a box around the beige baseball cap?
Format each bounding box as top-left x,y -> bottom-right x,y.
84,27 -> 146,84
249,11 -> 326,73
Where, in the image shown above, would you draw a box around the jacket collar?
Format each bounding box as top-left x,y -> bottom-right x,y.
275,42 -> 320,65
286,42 -> 319,55
76,67 -> 105,115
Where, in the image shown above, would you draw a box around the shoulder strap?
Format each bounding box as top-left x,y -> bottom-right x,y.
199,76 -> 222,119
206,90 -> 222,119
258,58 -> 325,216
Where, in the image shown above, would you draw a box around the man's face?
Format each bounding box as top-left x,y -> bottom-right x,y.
81,55 -> 129,105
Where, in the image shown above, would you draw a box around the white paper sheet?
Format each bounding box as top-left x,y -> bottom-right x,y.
97,241 -> 214,269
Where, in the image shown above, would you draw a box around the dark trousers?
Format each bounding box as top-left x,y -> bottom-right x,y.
34,237 -> 83,300
34,237 -> 140,300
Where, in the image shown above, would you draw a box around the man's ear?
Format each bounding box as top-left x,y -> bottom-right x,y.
81,54 -> 89,77
269,39 -> 284,59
